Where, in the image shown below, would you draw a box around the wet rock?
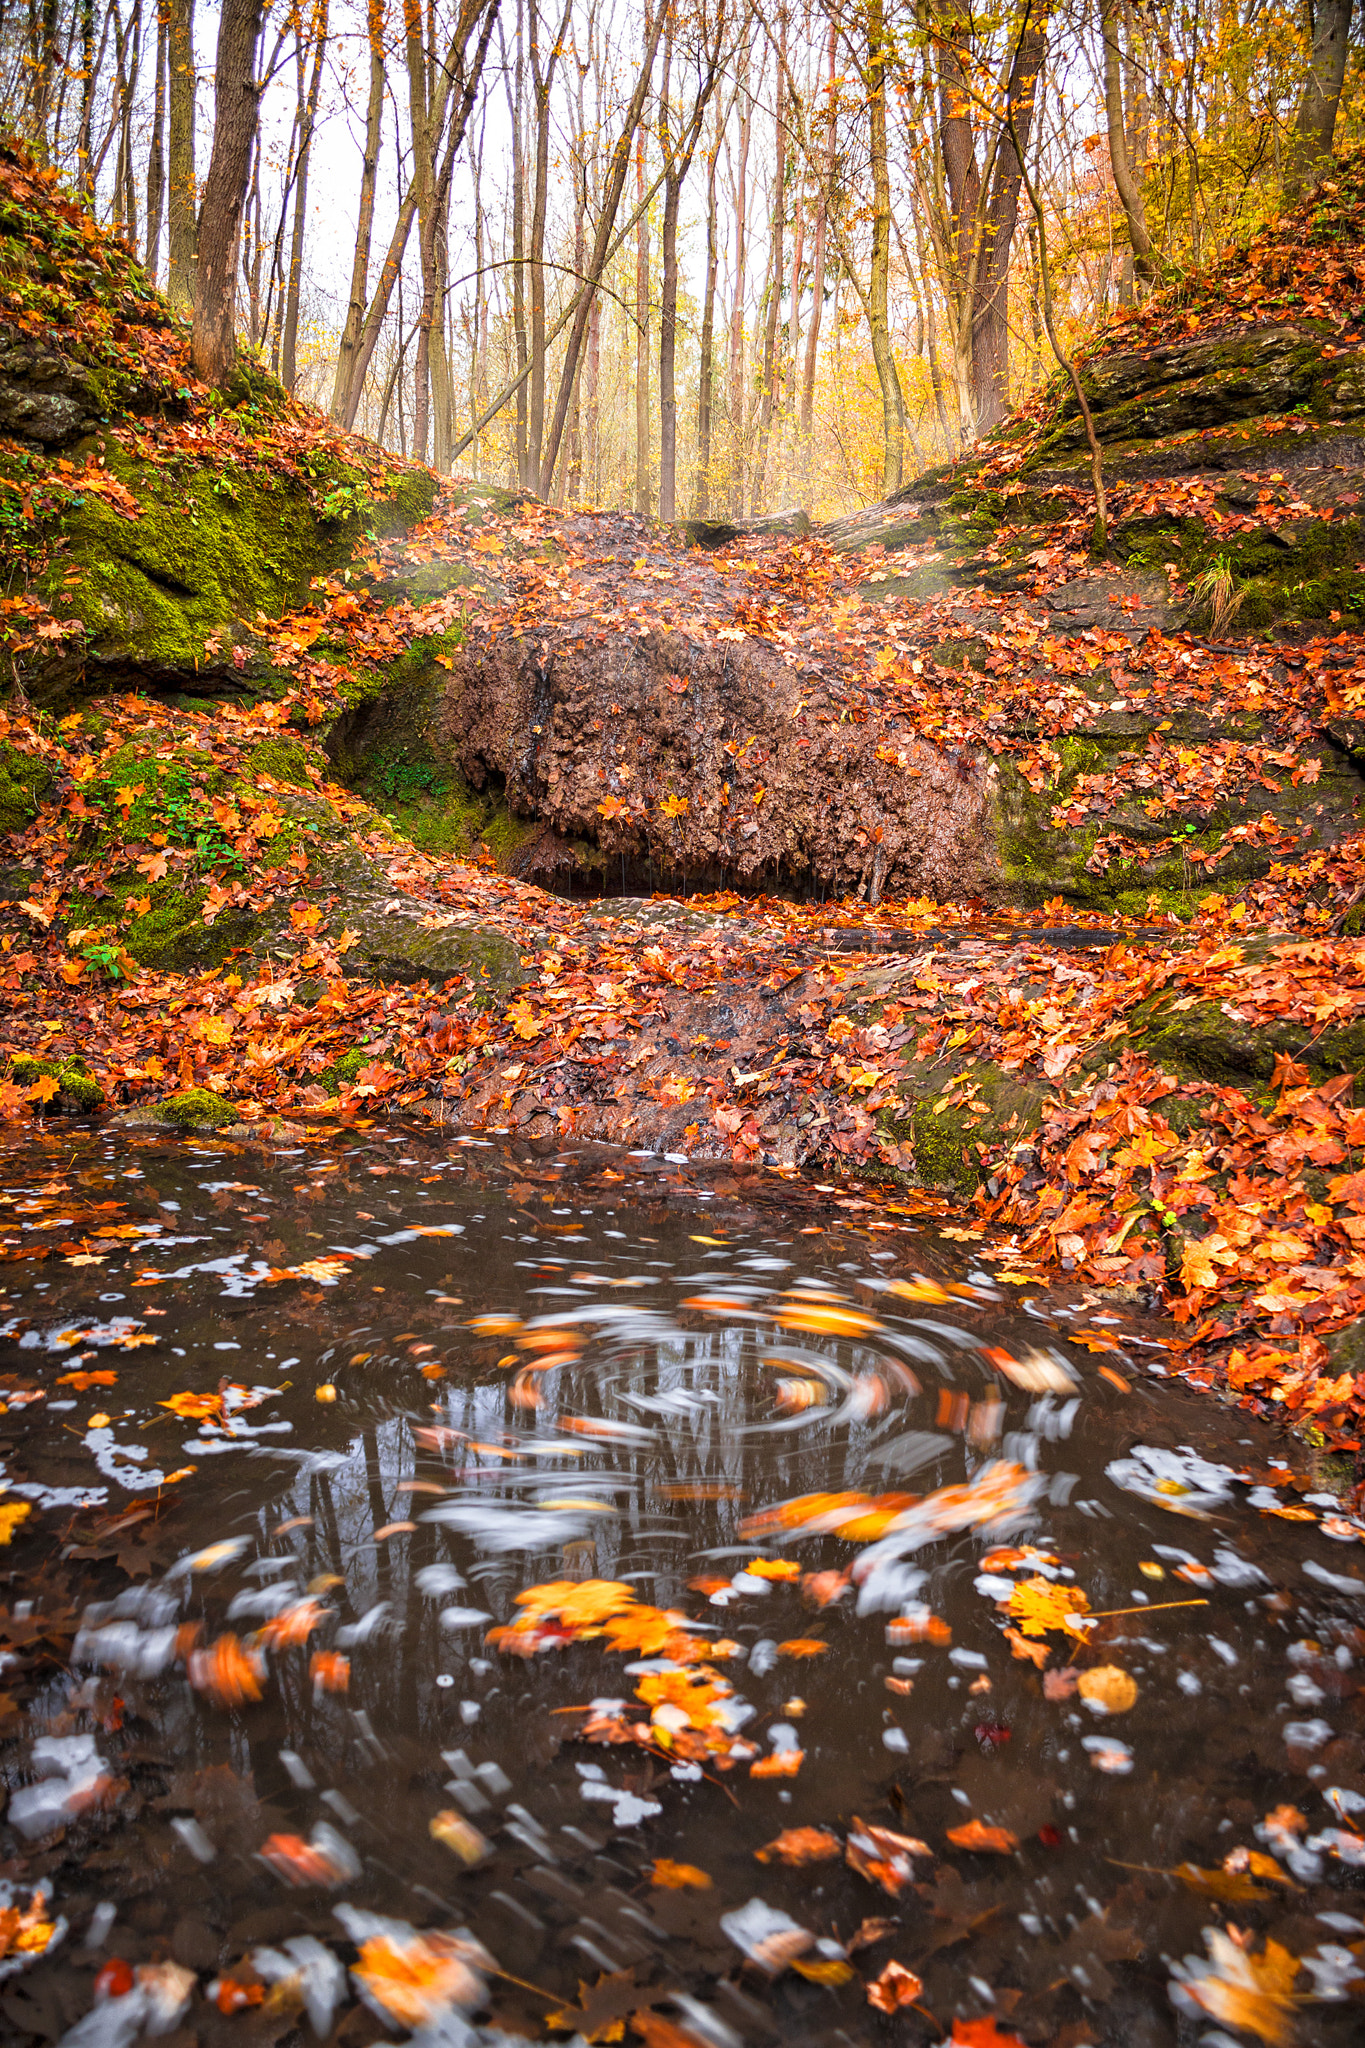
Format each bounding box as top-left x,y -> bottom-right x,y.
6,1055 -> 103,1115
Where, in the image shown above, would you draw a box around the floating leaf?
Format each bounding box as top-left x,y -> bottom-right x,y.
755,1827 -> 841,1866
946,1820 -> 1018,1855
649,1860 -> 711,1890
866,1960 -> 923,2013
1007,1574 -> 1092,1638
1077,1665 -> 1138,1714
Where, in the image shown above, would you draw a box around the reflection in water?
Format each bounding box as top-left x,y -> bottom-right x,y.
0,1127 -> 1363,2044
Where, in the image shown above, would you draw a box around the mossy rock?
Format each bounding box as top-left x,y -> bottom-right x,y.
33,443 -> 438,699
1124,987 -> 1365,1090
325,652 -> 542,869
317,1044 -> 390,1093
145,1088 -> 237,1129
245,737 -> 311,786
8,1053 -> 102,1113
0,742 -> 53,837
123,878 -> 257,970
879,1061 -> 1047,1197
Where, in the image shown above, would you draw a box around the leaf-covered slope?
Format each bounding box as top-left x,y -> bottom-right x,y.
0,140 -> 437,702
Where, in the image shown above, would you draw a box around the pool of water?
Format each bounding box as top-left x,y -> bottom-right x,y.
0,1124 -> 1362,2046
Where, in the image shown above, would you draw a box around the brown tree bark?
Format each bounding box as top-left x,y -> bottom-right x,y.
693,94 -> 723,515
1100,0 -> 1154,282
750,27 -> 786,517
536,0 -> 666,496
330,0 -> 386,422
866,0 -> 903,493
726,52 -> 751,514
1290,0 -> 1353,192
799,21 -> 836,443
659,4 -> 724,521
282,0 -> 329,393
969,12 -> 1045,432
191,0 -> 263,388
166,0 -> 197,315
635,121 -> 651,515
527,0 -> 575,482
145,0 -> 170,281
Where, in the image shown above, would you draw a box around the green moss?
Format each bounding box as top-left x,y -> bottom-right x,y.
878,1062 -> 1047,1197
1122,988 -> 1365,1089
153,1088 -> 237,1129
8,1053 -> 103,1112
33,443 -> 438,702
325,642 -> 542,868
122,877 -> 255,970
318,1044 -> 383,1093
0,742 -> 53,837
244,737 -> 310,786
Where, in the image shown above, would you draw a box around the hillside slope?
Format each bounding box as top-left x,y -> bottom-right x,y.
4,144 -> 1365,1459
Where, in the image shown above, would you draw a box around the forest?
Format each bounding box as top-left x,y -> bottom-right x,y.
3,0 -> 1359,514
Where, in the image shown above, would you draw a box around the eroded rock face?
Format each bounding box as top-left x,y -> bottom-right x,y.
411,570 -> 998,905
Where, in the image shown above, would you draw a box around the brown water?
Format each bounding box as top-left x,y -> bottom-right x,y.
0,1125 -> 1362,2047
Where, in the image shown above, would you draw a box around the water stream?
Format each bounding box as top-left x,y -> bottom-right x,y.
0,1125 -> 1361,2046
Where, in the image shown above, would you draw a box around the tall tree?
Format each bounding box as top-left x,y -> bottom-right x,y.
693,90 -> 724,515
281,0 -> 329,393
864,0 -> 903,492
1290,0 -> 1354,192
635,109 -> 651,513
145,0 -> 169,280
937,0 -> 1048,436
191,0 -> 263,386
166,0 -> 196,314
537,0 -> 667,495
726,49 -> 752,514
1100,0 -> 1154,283
750,20 -> 787,514
330,0 -> 387,420
526,0 -> 575,482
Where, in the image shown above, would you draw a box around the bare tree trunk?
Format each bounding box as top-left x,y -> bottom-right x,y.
726,51 -> 750,514
1015,132 -> 1107,550
527,0 -> 574,483
536,0 -> 666,495
111,0 -> 143,249
76,0 -> 96,201
1101,0 -> 1154,281
1290,0 -> 1353,191
800,23 -> 835,444
694,96 -> 722,516
635,121 -> 651,515
27,0 -> 61,163
509,2 -> 529,483
785,183 -> 803,419
330,0 -> 385,421
659,10 -> 723,521
750,28 -> 786,517
191,0 -> 262,388
145,0 -> 170,281
167,0 -> 196,314
282,0 -> 328,392
243,145 -> 264,343
585,286 -> 601,500
565,84 -> 587,502
970,12 -> 1045,432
